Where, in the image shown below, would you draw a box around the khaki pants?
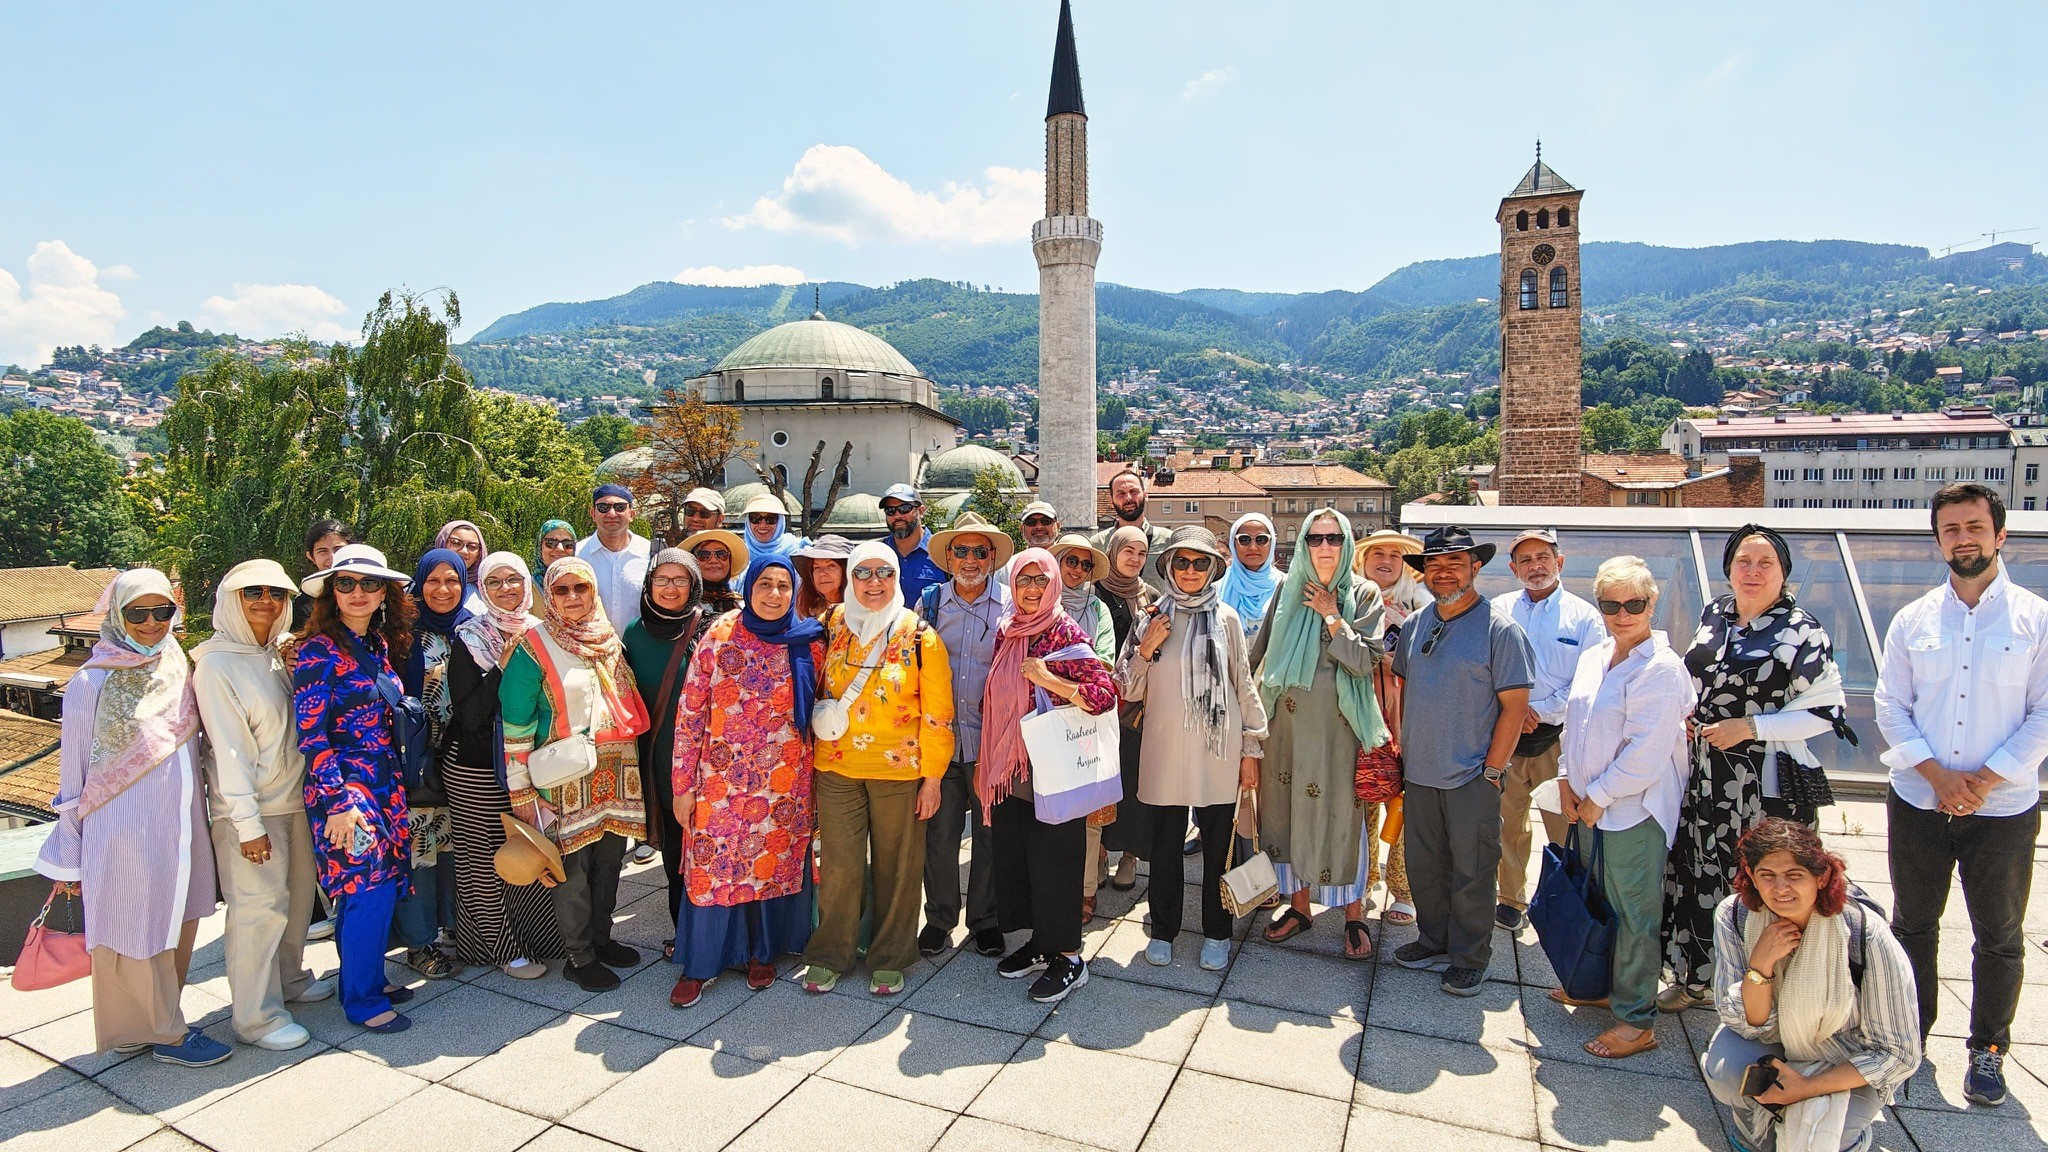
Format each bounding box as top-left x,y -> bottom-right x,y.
91,919 -> 198,1053
210,812 -> 318,1042
1497,744 -> 1568,912
806,772 -> 925,975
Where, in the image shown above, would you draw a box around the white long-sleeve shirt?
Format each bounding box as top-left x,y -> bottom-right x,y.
1559,630 -> 1696,845
1873,568 -> 2048,818
577,531 -> 650,632
1494,585 -> 1605,725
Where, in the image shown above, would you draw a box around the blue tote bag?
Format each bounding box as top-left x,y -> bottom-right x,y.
1527,825 -> 1616,1003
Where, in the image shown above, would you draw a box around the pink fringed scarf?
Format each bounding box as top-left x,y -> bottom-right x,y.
975,549 -> 1065,812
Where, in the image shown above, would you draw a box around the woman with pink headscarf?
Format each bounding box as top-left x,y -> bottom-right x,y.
976,548 -> 1118,1004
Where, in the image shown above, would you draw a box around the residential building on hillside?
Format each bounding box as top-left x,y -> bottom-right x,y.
1664,408 -> 2016,509
2007,411 -> 2048,512
1579,452 -> 1763,508
1141,470 -> 1271,533
1237,463 -> 1395,543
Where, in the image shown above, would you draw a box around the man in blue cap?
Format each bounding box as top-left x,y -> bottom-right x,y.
881,482 -> 946,605
576,483 -> 651,629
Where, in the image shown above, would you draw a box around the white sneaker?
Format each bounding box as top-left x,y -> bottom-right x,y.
288,976 -> 336,1003
252,1022 -> 310,1051
503,957 -> 547,980
305,919 -> 334,942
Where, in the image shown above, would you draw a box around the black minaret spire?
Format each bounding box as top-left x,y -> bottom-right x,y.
1046,0 -> 1085,119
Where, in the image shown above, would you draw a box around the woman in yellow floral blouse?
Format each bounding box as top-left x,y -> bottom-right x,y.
798,541 -> 955,996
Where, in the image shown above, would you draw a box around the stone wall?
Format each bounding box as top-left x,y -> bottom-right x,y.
1035,217 -> 1102,526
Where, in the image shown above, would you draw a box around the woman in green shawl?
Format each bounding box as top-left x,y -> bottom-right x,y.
1248,508 -> 1388,958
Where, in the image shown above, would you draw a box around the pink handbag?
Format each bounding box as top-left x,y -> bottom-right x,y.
11,883 -> 90,991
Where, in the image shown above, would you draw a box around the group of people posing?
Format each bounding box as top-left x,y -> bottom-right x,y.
35,469 -> 2039,1152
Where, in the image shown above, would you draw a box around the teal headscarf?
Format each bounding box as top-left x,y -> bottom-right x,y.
1256,509 -> 1387,750
533,519 -> 574,581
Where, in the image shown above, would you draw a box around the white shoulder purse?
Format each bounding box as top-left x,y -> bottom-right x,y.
527,672 -> 602,790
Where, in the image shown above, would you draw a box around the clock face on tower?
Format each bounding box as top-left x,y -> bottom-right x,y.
1531,243 -> 1556,266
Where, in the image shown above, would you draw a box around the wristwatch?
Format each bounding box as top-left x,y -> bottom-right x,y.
1322,613 -> 1341,631
1483,764 -> 1506,786
1744,966 -> 1772,986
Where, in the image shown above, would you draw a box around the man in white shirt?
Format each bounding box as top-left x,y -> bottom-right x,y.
576,483 -> 651,631
1490,528 -> 1604,931
1873,482 -> 2047,1108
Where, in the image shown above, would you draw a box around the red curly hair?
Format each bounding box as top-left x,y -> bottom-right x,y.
1731,817 -> 1850,917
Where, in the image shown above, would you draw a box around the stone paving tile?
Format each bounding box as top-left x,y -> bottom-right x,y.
1140,1068 -> 1350,1152
442,1013 -> 671,1121
125,1128 -> 213,1152
11,1008 -> 145,1077
516,1127 -> 642,1152
934,1116 -> 1103,1152
0,980 -> 97,1041
0,1038 -> 84,1113
1362,916 -> 1521,984
465,958 -> 607,1012
312,1081 -> 549,1152
1352,1025 -> 1538,1140
174,1050 -> 427,1152
1894,1033 -> 2048,1126
818,1009 -> 1027,1113
1519,984 -> 1705,1082
900,948 -> 1059,1035
575,958 -> 757,1043
1532,1057 -> 1731,1152
687,980 -> 892,1072
337,984 -> 562,1082
1364,962 -> 1526,1051
1343,1104 -> 1541,1151
967,1038 -> 1178,1152
1183,999 -> 1362,1102
1036,980 -> 1210,1066
822,950 -> 952,1002
1890,1098 -> 2048,1150
560,1044 -> 802,1152
605,891 -> 679,956
725,1076 -> 954,1152
1218,939 -> 1372,1021
1089,922 -> 1229,998
94,1015 -> 327,1121
0,1077 -> 162,1152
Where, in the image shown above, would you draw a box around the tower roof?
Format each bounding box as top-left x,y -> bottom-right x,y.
1505,159 -> 1576,199
1046,0 -> 1085,119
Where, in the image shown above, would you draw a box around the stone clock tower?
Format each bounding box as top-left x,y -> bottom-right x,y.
1495,146 -> 1584,506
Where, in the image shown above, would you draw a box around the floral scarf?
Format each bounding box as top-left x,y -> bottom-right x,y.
539,555 -> 634,725
81,569 -> 198,817
977,549 -> 1067,809
458,551 -> 540,670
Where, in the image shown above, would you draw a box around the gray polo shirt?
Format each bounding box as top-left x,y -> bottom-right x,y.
927,577 -> 1009,763
1392,596 -> 1535,789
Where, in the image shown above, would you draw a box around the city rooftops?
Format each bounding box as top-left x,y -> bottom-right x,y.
1682,409 -> 2012,440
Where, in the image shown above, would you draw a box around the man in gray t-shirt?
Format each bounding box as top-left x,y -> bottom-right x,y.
1388,526 -> 1534,993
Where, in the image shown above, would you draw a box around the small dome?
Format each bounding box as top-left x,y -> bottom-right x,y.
720,482 -> 802,517
919,444 -> 1027,494
715,318 -> 919,377
929,492 -> 973,523
818,492 -> 888,537
597,446 -> 653,481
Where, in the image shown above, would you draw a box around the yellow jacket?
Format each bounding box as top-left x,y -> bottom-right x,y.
817,606 -> 956,780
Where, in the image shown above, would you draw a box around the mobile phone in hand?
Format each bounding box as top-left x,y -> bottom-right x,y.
1739,1058 -> 1785,1116
349,821 -> 375,858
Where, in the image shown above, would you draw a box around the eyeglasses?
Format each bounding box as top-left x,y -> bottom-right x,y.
851,564 -> 897,582
331,576 -> 386,595
122,604 -> 177,624
1014,573 -> 1053,589
540,537 -> 576,552
1235,534 -> 1272,547
747,513 -> 780,525
1598,598 -> 1651,616
594,502 -> 632,515
1419,616 -> 1451,656
1170,555 -> 1214,573
1303,533 -> 1344,548
483,576 -> 525,592
238,587 -> 291,602
650,576 -> 694,590
1061,555 -> 1095,573
950,545 -> 991,559
550,582 -> 594,598
882,503 -> 920,516
1022,516 -> 1056,528
694,547 -> 730,561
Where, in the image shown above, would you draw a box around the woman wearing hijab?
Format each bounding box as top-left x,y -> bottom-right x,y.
195,559 -> 329,1053
1250,509 -> 1389,959
1048,534 -> 1119,918
294,544 -> 420,1033
1096,525 -> 1156,893
978,548 -> 1119,1004
534,520 -> 578,584
501,556 -> 652,992
1218,512 -> 1284,642
740,493 -> 806,563
1116,527 -> 1269,972
434,519 -> 489,614
1661,525 -> 1855,1011
667,555 -> 824,1007
36,569 -> 228,1066
390,549 -> 468,979
799,540 -> 954,997
446,552 -> 564,977
621,549 -> 709,948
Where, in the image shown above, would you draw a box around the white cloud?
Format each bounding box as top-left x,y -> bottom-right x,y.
199,283 -> 354,343
723,144 -> 1041,247
0,241 -> 127,368
101,263 -> 140,282
673,264 -> 809,287
1182,66 -> 1236,101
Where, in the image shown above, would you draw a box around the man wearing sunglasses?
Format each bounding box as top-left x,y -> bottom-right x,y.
1389,525 -> 1534,997
880,483 -> 946,605
1489,528 -> 1603,933
576,484 -> 650,630
1088,469 -> 1172,592
1018,501 -> 1062,550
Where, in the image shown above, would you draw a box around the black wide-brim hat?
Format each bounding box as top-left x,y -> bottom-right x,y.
1403,525 -> 1497,571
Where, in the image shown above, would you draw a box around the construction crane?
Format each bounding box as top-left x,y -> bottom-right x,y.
1937,239 -> 1979,257
1982,226 -> 2039,245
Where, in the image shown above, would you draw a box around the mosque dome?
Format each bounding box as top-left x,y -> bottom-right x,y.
596,446 -> 652,482
919,444 -> 1028,495
818,492 -> 888,537
715,318 -> 919,377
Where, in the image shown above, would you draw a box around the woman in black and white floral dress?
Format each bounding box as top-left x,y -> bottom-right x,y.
1659,525 -> 1855,1010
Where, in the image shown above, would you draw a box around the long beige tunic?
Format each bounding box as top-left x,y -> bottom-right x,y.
1113,603 -> 1269,808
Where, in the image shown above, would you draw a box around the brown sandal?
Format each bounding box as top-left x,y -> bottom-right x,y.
1547,987 -> 1611,1009
1584,1024 -> 1659,1060
1261,907 -> 1311,943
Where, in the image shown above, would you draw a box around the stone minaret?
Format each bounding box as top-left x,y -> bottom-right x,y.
1033,0 -> 1103,526
1495,144 -> 1585,506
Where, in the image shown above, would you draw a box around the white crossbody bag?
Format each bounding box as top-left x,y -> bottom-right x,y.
527,669 -> 603,790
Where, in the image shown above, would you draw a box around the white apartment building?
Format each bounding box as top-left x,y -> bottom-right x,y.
1665,409 -> 2016,511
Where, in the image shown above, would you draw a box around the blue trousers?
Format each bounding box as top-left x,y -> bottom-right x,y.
335,877 -> 402,1023
391,860 -> 454,949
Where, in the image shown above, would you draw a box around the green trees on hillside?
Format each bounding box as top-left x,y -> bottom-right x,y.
0,408 -> 146,567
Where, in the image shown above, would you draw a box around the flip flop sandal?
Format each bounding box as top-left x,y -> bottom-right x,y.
799,965 -> 839,994
1584,1025 -> 1660,1060
1343,919 -> 1374,960
1384,901 -> 1416,926
1261,907 -> 1312,943
869,970 -> 905,996
1548,987 -> 1612,1008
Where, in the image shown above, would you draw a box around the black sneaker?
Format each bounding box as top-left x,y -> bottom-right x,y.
973,928 -> 1007,957
997,944 -> 1048,979
1964,1044 -> 2008,1106
1392,941 -> 1450,971
596,941 -> 641,968
1494,903 -> 1527,931
918,924 -> 949,958
1441,966 -> 1485,996
1028,955 -> 1089,1003
563,960 -> 621,992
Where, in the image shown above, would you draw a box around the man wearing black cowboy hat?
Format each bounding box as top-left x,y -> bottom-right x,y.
1388,526 -> 1535,996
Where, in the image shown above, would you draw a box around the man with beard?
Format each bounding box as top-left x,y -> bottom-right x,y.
1089,469 -> 1171,592
881,483 -> 947,605
1875,482 -> 2048,1108
679,488 -> 726,537
1389,526 -> 1533,997
1019,501 -> 1062,550
1489,529 -> 1602,932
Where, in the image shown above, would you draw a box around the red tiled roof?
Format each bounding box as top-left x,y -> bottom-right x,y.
1144,471 -> 1266,497
1236,464 -> 1391,490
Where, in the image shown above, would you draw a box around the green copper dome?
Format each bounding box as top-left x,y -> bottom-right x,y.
919,444 -> 1027,493
715,318 -> 919,377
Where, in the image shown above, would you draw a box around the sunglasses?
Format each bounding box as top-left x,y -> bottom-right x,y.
851,564 -> 898,582
1022,516 -> 1055,527
330,576 -> 386,595
1171,555 -> 1214,573
550,582 -> 595,597
1061,555 -> 1096,573
238,586 -> 291,602
541,537 -> 576,551
1235,534 -> 1272,547
747,514 -> 781,525
122,604 -> 177,624
949,544 -> 992,559
1303,533 -> 1344,548
650,575 -> 694,590
682,505 -> 719,517
882,503 -> 920,515
1014,573 -> 1053,589
694,547 -> 730,561
594,502 -> 632,515
483,576 -> 525,592
1599,598 -> 1651,616
1420,616 -> 1451,656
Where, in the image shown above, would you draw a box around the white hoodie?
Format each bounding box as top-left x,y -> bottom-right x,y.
193,562 -> 306,842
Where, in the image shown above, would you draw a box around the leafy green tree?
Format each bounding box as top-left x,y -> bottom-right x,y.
960,466 -> 1024,545
1582,404 -> 1635,453
1114,423 -> 1153,461
568,412 -> 644,462
1099,396 -> 1127,431
1666,347 -> 1723,405
0,409 -> 145,567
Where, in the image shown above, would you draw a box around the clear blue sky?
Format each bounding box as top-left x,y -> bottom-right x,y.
3,1 -> 2041,365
